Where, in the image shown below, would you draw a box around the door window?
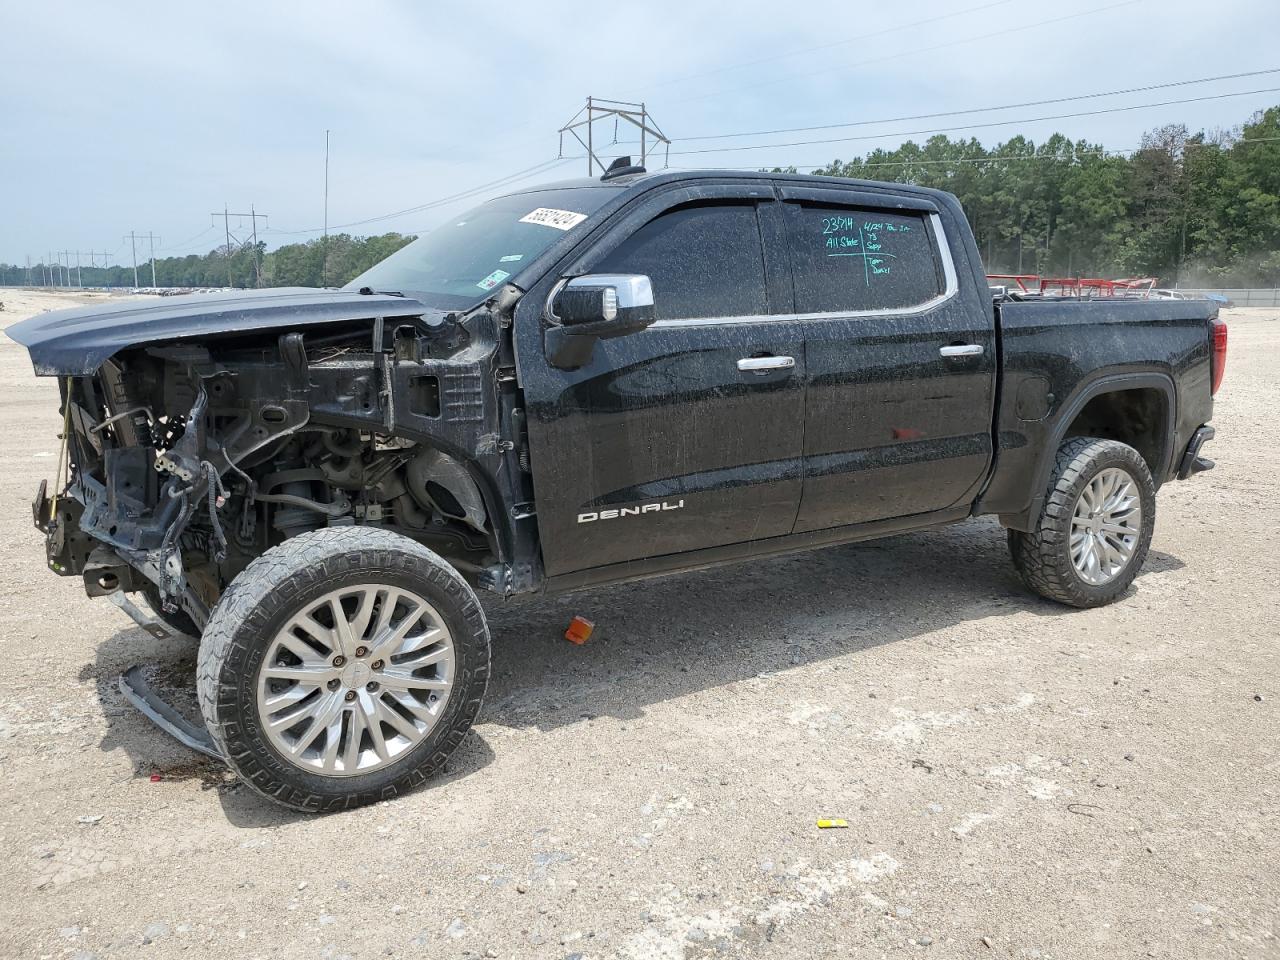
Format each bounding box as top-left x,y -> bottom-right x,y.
786,205 -> 943,314
594,202 -> 768,321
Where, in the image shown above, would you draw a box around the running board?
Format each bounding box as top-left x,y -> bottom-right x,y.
118,666 -> 224,761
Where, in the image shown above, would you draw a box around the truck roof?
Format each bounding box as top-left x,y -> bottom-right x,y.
497,167 -> 960,208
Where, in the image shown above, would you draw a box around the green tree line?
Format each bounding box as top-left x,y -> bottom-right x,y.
803,105 -> 1280,286
3,232 -> 415,290
4,105 -> 1278,290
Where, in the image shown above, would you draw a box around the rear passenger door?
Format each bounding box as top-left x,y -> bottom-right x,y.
778,186 -> 996,531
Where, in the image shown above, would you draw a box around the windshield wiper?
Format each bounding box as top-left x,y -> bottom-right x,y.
357,286 -> 404,297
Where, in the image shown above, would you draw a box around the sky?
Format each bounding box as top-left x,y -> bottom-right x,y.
2,0 -> 1278,268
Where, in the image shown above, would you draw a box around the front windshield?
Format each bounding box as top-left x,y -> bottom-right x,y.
345,187 -> 615,309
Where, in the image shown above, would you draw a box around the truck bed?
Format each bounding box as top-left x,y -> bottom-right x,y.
977,296 -> 1219,527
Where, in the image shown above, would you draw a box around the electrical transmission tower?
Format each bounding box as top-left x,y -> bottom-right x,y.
124,232 -> 162,289
211,205 -> 269,288
46,251 -> 66,287
71,250 -> 111,288
558,97 -> 670,176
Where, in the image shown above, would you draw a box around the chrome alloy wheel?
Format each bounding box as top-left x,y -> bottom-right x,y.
1070,467 -> 1143,586
256,585 -> 455,776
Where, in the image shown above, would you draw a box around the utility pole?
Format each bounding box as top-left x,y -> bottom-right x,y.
125,233 -> 140,288
123,233 -> 160,288
323,129 -> 330,288
558,96 -> 670,176
26,254 -> 32,287
145,232 -> 160,288
221,205 -> 232,287
73,250 -> 110,288
248,209 -> 260,286
210,206 -> 269,288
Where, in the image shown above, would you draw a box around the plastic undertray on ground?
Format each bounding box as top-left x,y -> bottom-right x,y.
108,591 -> 224,761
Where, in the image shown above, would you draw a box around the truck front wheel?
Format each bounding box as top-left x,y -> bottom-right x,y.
197,527 -> 490,812
1008,437 -> 1156,608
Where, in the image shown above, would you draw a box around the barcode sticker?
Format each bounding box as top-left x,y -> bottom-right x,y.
519,207 -> 588,231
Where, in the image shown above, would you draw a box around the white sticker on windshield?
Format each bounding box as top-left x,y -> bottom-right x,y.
498,254 -> 524,262
519,207 -> 587,231
476,269 -> 511,291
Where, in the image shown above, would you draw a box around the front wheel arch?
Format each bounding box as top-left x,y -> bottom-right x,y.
196,526 -> 490,812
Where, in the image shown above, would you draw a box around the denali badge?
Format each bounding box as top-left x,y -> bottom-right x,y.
578,500 -> 684,523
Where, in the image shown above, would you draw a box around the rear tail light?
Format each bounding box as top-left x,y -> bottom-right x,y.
1210,317 -> 1228,396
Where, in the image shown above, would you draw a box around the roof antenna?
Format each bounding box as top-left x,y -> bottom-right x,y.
601,155 -> 645,181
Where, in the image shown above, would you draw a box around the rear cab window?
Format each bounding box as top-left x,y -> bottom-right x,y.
784,204 -> 944,314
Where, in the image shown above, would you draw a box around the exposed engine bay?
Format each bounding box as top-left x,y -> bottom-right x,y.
34,290 -> 534,632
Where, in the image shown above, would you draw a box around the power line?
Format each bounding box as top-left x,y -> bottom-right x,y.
663,86 -> 1280,157
156,225 -> 216,253
675,68 -> 1280,142
724,134 -> 1280,172
640,0 -> 1020,92
670,0 -> 1144,107
267,157 -> 572,237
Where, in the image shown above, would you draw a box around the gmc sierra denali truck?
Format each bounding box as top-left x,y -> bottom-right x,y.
8,162 -> 1226,812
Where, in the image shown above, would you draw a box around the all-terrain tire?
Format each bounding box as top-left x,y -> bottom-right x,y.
142,583 -> 201,639
1008,437 -> 1156,608
197,527 -> 490,813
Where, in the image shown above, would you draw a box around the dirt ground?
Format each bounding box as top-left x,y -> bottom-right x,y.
0,289 -> 1275,960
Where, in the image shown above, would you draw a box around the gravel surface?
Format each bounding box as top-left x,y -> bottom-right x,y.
1,291 -> 1276,959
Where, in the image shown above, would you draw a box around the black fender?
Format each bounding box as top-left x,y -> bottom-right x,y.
995,371 -> 1176,532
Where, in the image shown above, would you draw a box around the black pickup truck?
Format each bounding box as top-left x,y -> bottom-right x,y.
8,164 -> 1226,811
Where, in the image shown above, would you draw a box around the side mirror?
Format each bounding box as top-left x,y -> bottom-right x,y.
546,274 -> 656,369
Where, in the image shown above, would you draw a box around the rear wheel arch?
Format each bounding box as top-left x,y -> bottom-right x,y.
1040,373 -> 1176,493
1060,384 -> 1172,483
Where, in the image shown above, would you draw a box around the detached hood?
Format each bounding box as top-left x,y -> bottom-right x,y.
6,287 -> 432,376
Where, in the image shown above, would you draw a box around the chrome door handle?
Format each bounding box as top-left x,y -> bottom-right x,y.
737,356 -> 795,373
940,344 -> 984,358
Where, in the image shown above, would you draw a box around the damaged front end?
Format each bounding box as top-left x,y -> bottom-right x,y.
11,287 -> 537,634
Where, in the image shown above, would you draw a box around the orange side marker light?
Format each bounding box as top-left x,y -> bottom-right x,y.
564,616 -> 595,645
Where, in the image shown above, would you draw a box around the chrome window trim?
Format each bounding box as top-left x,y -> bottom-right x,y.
544,277 -> 569,322
650,211 -> 958,329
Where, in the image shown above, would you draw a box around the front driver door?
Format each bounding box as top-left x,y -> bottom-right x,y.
517,186 -> 806,579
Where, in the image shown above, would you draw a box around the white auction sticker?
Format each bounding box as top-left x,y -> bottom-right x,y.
519,207 -> 587,231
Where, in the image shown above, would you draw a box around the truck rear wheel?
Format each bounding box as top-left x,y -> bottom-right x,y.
1008,437 -> 1155,608
197,527 -> 490,812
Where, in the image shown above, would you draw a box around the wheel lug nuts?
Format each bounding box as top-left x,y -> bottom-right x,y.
333,655 -> 346,667
327,679 -> 340,691
371,660 -> 384,671
355,646 -> 369,657
344,690 -> 357,702
367,681 -> 380,692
